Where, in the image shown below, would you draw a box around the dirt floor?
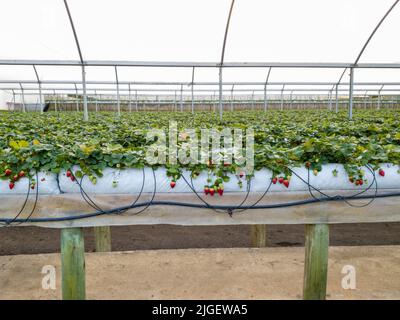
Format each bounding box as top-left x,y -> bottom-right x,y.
1,223 -> 400,255
1,246 -> 400,300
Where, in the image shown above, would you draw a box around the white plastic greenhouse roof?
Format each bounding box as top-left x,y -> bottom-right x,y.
1,0 -> 400,93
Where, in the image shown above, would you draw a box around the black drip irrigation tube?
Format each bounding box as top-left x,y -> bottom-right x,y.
1,166 -> 400,225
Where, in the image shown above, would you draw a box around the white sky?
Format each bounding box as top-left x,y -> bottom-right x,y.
0,0 -> 400,92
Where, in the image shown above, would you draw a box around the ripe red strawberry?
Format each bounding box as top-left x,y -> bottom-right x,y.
358,179 -> 364,186
218,188 -> 224,196
170,181 -> 176,188
209,188 -> 215,196
278,177 -> 284,184
272,177 -> 278,184
19,171 -> 25,178
66,170 -> 72,178
283,179 -> 290,188
9,182 -> 15,190
239,172 -> 244,178
13,175 -> 18,181
70,176 -> 75,182
379,169 -> 385,177
4,169 -> 12,176
204,186 -> 209,195
223,163 -> 231,167
355,180 -> 360,186
31,184 -> 35,190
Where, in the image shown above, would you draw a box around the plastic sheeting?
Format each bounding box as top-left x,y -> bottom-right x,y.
0,163 -> 398,195
0,171 -> 60,194
57,163 -> 400,194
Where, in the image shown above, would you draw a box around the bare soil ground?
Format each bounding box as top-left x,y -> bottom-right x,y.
1,223 -> 400,255
1,246 -> 400,300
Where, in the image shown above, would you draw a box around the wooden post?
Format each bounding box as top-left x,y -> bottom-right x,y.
250,224 -> 267,247
94,226 -> 112,252
303,224 -> 329,300
61,228 -> 86,300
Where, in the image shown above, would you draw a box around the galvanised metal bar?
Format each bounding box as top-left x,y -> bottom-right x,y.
63,0 -> 88,121
219,0 -> 235,119
19,83 -> 26,112
12,89 -> 15,110
174,90 -> 177,111
230,84 -> 234,111
115,66 -> 121,116
74,83 -> 79,111
264,67 -> 272,112
128,84 -> 132,112
5,79 -> 400,86
95,90 -> 98,112
2,60 -> 400,69
348,68 -> 354,120
82,65 -> 88,120
180,85 -> 183,112
191,67 -> 195,114
280,84 -> 285,110
378,84 -> 384,109
6,87 -> 400,94
54,90 -> 58,112
290,91 -> 293,109
135,90 -> 138,111
32,65 -> 43,113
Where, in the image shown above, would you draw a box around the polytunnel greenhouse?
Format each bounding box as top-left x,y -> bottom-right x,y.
1,0 -> 400,302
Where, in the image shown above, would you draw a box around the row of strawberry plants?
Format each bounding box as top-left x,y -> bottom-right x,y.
0,110 -> 399,192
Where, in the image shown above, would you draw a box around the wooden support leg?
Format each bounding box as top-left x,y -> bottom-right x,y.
250,224 -> 267,247
303,224 -> 329,300
94,226 -> 112,252
61,228 -> 86,300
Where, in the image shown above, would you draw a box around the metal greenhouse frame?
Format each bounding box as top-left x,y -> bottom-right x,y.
1,0 -> 400,120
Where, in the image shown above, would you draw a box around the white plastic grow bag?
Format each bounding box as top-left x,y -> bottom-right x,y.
0,171 -> 60,195
57,163 -> 400,194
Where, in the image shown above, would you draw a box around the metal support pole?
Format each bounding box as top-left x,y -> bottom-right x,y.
335,84 -> 339,113
280,84 -> 285,111
364,91 -> 368,109
264,67 -> 272,112
328,90 -> 332,110
54,90 -> 58,112
290,91 -> 293,109
378,85 -> 384,109
82,65 -> 88,121
135,90 -> 138,111
38,84 -> 43,113
213,92 -> 216,112
12,90 -> 15,111
20,83 -> 26,112
230,84 -> 234,111
95,90 -> 98,112
191,67 -> 195,114
251,91 -> 255,110
180,85 -> 183,112
115,66 -> 121,116
74,84 -> 79,112
348,68 -> 354,120
174,90 -> 177,111
128,84 -> 132,112
219,67 -> 223,119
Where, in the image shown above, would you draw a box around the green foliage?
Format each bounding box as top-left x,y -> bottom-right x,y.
0,109 -> 399,184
